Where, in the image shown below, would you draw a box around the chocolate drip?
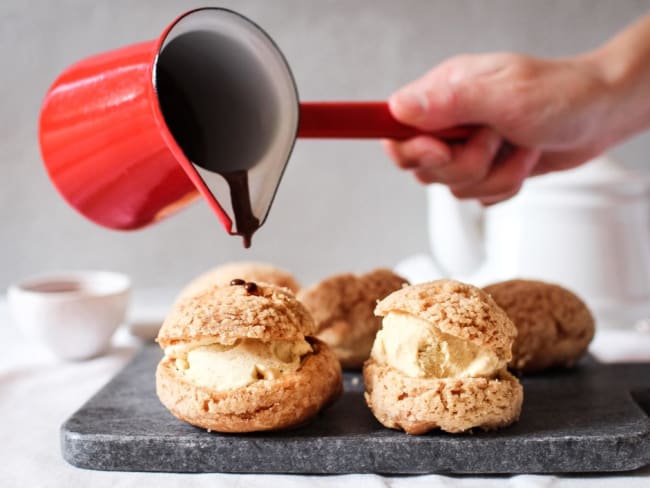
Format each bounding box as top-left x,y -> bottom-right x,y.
244,281 -> 258,294
220,170 -> 260,248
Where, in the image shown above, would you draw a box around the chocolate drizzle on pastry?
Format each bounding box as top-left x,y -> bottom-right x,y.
229,278 -> 259,295
245,282 -> 259,295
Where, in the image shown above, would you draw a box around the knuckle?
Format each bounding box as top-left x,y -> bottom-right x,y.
484,55 -> 539,130
450,185 -> 476,199
469,167 -> 491,185
414,170 -> 436,185
499,96 -> 532,131
396,159 -> 414,169
388,158 -> 409,171
414,174 -> 431,185
383,142 -> 401,162
430,164 -> 469,185
393,157 -> 408,169
437,56 -> 475,112
451,170 -> 482,186
476,136 -> 500,159
482,188 -> 518,206
497,53 -> 537,79
495,179 -> 523,196
385,144 -> 414,169
459,154 -> 492,182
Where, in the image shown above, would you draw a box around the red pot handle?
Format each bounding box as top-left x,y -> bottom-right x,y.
298,101 -> 474,142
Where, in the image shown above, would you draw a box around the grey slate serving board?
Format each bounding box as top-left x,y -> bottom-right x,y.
61,344 -> 650,474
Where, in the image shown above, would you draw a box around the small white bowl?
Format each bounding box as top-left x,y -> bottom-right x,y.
7,271 -> 130,360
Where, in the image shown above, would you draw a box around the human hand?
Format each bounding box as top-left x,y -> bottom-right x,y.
384,53 -> 612,204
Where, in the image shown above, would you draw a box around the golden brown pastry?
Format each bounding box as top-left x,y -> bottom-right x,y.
363,279 -> 523,434
298,269 -> 408,369
484,279 -> 595,373
156,281 -> 342,433
176,261 -> 300,302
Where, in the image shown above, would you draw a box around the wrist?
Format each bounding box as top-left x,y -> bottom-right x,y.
579,42 -> 650,148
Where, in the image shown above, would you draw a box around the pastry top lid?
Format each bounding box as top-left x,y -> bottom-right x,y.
177,261 -> 300,301
375,279 -> 517,360
157,281 -> 315,348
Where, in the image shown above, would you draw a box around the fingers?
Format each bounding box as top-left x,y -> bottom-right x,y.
436,128 -> 501,184
385,127 -> 502,185
388,89 -> 432,128
530,148 -> 597,176
384,94 -> 542,204
450,147 -> 541,204
382,136 -> 451,170
388,54 -> 510,130
383,120 -> 540,203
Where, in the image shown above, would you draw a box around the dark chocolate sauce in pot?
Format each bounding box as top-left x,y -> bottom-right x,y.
155,28 -> 279,248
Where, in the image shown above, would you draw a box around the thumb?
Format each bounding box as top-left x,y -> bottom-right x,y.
389,56 -> 497,131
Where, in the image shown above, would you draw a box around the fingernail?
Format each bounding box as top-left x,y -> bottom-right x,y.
391,90 -> 429,120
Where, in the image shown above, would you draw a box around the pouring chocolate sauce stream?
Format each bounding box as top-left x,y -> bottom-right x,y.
220,171 -> 259,248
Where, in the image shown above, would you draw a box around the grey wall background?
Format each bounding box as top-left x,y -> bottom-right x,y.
2,0 -> 650,292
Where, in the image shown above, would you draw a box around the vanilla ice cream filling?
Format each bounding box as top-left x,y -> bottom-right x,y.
165,337 -> 312,391
371,312 -> 505,378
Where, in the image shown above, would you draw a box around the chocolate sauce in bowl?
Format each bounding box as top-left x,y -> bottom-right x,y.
24,281 -> 83,293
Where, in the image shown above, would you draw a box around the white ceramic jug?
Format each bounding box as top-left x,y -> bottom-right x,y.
396,156 -> 650,329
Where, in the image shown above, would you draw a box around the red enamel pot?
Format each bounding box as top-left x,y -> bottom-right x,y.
39,7 -> 471,243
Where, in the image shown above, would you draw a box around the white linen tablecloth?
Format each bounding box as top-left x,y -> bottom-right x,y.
2,293 -> 650,488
